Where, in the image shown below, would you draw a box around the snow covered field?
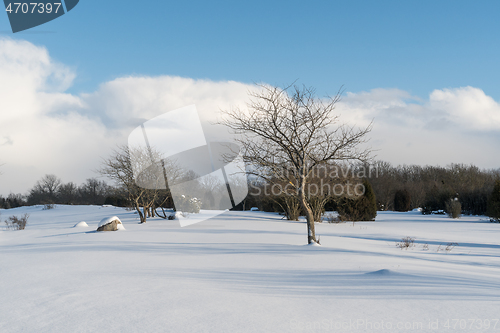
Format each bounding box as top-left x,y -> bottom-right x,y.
1,205 -> 499,332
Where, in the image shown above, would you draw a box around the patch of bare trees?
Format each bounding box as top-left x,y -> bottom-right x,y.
25,175 -> 113,206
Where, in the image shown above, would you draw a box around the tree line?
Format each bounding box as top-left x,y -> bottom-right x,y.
239,162 -> 500,218
0,175 -> 122,209
2,161 -> 498,218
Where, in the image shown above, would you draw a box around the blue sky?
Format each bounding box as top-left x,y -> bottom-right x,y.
1,0 -> 500,194
2,0 -> 500,98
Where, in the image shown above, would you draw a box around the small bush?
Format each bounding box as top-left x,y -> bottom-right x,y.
43,203 -> 55,210
445,242 -> 458,252
396,236 -> 415,250
445,198 -> 461,219
436,242 -> 458,253
394,189 -> 411,212
174,195 -> 201,213
325,213 -> 344,224
5,214 -> 29,230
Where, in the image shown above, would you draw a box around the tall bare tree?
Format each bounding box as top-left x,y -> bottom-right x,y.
220,84 -> 372,244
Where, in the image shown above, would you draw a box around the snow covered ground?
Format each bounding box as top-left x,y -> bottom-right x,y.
0,205 -> 499,332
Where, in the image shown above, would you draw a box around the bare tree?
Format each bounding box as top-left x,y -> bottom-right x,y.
220,84 -> 372,244
100,146 -> 151,223
28,174 -> 62,204
99,145 -> 181,222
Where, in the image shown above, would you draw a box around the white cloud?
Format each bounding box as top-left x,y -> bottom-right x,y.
429,87 -> 500,131
0,38 -> 110,194
81,75 -> 257,140
0,38 -> 257,195
338,87 -> 500,167
0,37 -> 499,195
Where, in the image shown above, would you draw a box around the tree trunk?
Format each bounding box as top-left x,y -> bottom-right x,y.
299,179 -> 317,244
134,199 -> 146,223
136,205 -> 145,223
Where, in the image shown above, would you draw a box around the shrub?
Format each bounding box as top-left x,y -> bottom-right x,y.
445,242 -> 458,252
394,189 -> 411,212
487,180 -> 500,222
43,203 -> 55,210
445,198 -> 461,219
174,195 -> 201,213
5,214 -> 29,230
337,179 -> 377,221
325,213 -> 344,224
396,236 -> 415,250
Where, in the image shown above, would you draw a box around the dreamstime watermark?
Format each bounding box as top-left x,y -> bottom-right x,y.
128,105 -> 248,227
4,0 -> 79,33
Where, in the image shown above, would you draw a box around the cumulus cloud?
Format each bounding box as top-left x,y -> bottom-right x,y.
0,38 -> 257,195
81,75 -> 258,141
337,87 -> 500,167
429,87 -> 500,131
0,38 -> 113,194
0,37 -> 499,195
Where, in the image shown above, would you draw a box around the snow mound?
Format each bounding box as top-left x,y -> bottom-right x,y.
98,216 -> 122,227
364,269 -> 400,276
116,223 -> 126,231
74,221 -> 88,228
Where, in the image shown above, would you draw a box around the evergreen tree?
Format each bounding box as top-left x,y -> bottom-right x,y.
338,179 -> 377,221
487,180 -> 500,222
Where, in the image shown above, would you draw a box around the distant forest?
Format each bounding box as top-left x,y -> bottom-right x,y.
2,162 -> 499,217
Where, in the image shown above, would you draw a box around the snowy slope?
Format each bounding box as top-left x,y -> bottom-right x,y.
0,205 -> 499,332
